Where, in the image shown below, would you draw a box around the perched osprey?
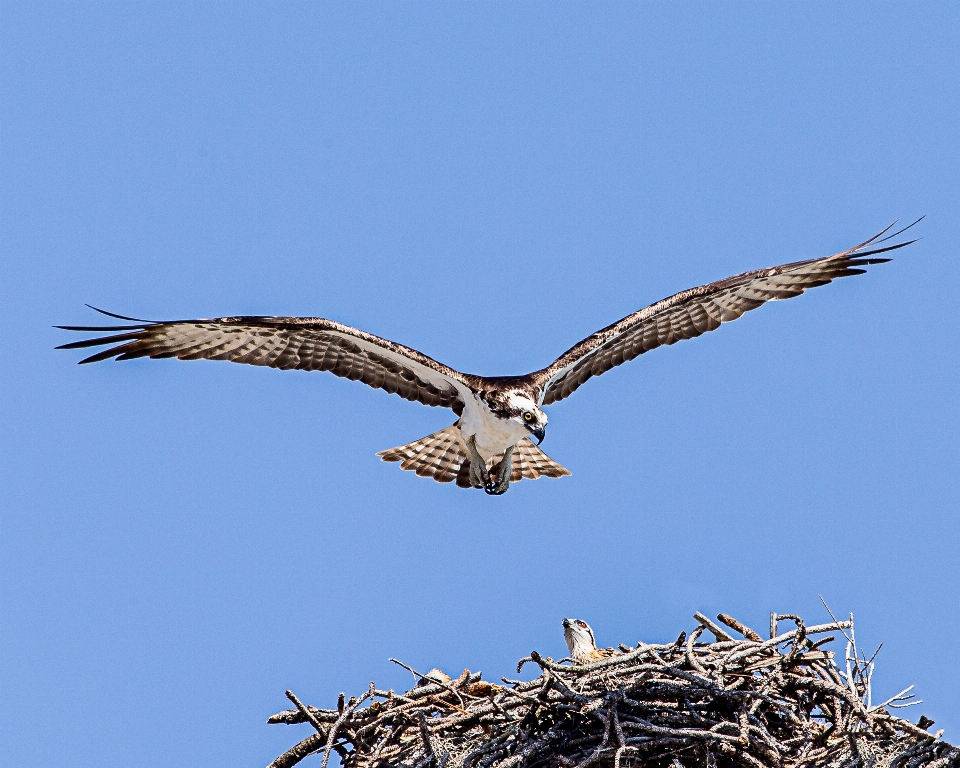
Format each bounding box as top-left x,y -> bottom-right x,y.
58,223 -> 916,494
563,618 -> 620,664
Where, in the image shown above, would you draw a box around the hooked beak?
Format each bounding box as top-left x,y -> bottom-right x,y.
531,426 -> 546,445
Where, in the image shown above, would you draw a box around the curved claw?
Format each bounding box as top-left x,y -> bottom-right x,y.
465,434 -> 513,494
484,479 -> 508,495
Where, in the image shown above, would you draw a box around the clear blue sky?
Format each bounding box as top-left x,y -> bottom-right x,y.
2,4 -> 958,766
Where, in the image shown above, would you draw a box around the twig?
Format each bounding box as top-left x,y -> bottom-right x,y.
694,612 -> 735,642
285,690 -> 327,736
871,686 -> 917,712
717,614 -> 763,643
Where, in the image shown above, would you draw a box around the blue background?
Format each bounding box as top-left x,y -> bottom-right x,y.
2,4 -> 958,766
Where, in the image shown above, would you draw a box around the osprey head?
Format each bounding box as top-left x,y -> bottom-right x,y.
503,390 -> 547,444
562,617 -> 598,660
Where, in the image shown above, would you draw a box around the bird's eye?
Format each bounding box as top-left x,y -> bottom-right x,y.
577,620 -> 587,628
523,412 -> 533,422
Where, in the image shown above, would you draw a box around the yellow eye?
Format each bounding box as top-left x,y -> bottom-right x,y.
523,412 -> 533,422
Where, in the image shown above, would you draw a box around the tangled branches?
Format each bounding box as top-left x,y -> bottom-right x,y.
266,610 -> 956,768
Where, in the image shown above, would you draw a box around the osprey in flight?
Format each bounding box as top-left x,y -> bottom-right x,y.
58,223 -> 916,495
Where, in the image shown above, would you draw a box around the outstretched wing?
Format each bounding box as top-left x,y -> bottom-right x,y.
533,222 -> 920,405
57,311 -> 473,412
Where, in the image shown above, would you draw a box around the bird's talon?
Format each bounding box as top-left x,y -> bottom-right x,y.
483,471 -> 509,495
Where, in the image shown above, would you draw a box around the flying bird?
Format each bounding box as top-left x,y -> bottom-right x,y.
563,618 -> 620,664
57,222 -> 917,494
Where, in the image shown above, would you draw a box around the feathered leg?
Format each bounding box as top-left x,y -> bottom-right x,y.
488,445 -> 515,496
464,434 -> 493,491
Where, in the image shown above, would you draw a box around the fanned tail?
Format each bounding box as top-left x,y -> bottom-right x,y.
378,424 -> 571,489
502,438 -> 571,482
377,424 -> 467,484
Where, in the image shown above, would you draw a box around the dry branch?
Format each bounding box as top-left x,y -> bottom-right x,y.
266,610 -> 956,768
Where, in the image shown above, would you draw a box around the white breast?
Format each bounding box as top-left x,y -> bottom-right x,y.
459,393 -> 529,459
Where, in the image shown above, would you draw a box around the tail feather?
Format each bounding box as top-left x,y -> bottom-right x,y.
504,438 -> 572,481
377,424 -> 571,488
377,424 -> 466,484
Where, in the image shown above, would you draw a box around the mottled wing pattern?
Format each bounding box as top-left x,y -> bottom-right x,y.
376,424 -> 467,483
534,223 -> 918,405
57,314 -> 469,412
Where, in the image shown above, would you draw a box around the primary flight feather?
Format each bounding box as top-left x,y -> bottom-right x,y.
58,222 -> 918,494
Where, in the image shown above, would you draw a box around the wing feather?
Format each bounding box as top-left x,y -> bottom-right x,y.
533,222 -> 919,405
57,314 -> 472,412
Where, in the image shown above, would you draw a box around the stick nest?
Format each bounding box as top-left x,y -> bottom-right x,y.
266,610 -> 956,768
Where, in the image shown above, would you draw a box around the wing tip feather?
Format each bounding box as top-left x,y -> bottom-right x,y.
78,349 -> 125,364
84,305 -> 158,323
